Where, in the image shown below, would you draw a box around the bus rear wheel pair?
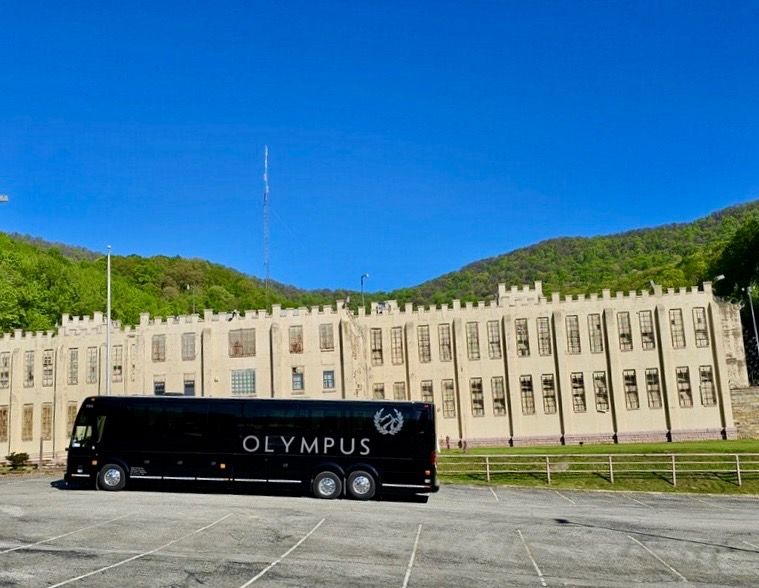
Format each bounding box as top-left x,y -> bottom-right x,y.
312,470 -> 376,500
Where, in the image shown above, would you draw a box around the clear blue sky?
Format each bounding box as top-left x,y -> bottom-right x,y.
1,1 -> 758,292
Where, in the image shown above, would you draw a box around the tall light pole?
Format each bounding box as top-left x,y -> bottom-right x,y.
747,285 -> 759,360
360,273 -> 369,309
106,245 -> 112,396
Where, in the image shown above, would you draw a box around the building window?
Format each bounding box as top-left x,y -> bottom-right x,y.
623,369 -> 639,410
67,349 -> 78,385
646,368 -> 662,409
0,405 -> 8,443
391,327 -> 404,365
520,376 -> 535,415
152,335 -> 166,361
617,313 -> 633,351
588,314 -> 603,354
693,308 -> 709,348
231,369 -> 256,396
676,367 -> 692,407
291,367 -> 304,392
86,347 -> 98,384
182,333 -> 196,360
593,372 -> 609,412
319,323 -> 335,351
571,373 -> 586,413
487,320 -> 502,359
41,403 -> 53,441
639,311 -> 655,350
153,376 -> 166,396
323,370 -> 335,390
42,349 -> 54,387
0,352 -> 10,388
373,383 -> 385,400
470,378 -> 484,417
438,324 -> 452,362
699,365 -> 717,406
417,325 -> 431,363
371,328 -> 384,366
492,377 -> 506,416
537,317 -> 552,356
183,374 -> 195,396
289,325 -> 304,354
670,309 -> 686,349
24,351 -> 34,387
229,328 -> 255,357
112,345 -> 123,383
66,401 -> 78,437
421,380 -> 434,403
515,319 -> 530,357
392,381 -> 406,400
22,404 -> 33,441
566,315 -> 581,354
442,380 -> 456,418
541,374 -> 557,415
466,322 -> 480,360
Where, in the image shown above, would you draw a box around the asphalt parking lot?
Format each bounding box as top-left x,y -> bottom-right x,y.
1,476 -> 759,587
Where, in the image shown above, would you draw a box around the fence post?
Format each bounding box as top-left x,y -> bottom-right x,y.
545,456 -> 551,485
39,437 -> 43,466
736,454 -> 742,487
608,455 -> 614,484
671,454 -> 677,487
485,456 -> 491,483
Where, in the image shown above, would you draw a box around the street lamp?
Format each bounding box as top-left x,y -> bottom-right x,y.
360,273 -> 369,309
106,246 -> 112,396
745,285 -> 759,361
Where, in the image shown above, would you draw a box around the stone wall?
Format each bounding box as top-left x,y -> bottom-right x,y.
730,386 -> 759,439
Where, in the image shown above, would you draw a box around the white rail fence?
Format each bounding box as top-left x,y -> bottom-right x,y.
438,453 -> 759,486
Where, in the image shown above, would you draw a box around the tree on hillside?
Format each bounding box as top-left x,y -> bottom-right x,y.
711,215 -> 759,297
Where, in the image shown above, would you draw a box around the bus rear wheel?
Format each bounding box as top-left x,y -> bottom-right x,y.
312,471 -> 342,499
97,464 -> 126,491
347,470 -> 376,500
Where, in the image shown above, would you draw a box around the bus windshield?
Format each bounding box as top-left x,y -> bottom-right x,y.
70,413 -> 106,448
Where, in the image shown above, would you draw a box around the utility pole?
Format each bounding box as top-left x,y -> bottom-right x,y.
263,146 -> 270,298
748,285 -> 759,361
106,245 -> 112,396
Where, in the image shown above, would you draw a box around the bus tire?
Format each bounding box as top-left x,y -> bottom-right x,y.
347,470 -> 376,500
312,471 -> 342,499
97,463 -> 127,492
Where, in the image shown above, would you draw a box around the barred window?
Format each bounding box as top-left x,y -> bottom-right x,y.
153,376 -> 166,396
421,380 -> 434,404
66,401 -> 78,437
515,319 -> 530,357
0,405 -> 8,443
646,368 -> 662,409
183,374 -> 195,396
391,327 -> 404,365
699,365 -> 717,406
593,372 -> 609,412
291,367 -> 304,392
371,328 -> 384,366
22,404 -> 33,441
41,403 -> 53,441
0,352 -> 10,388
639,311 -> 655,350
289,325 -> 304,354
229,328 -> 256,357
670,309 -> 686,349
470,378 -> 484,416
231,368 -> 256,396
86,347 -> 98,384
520,375 -> 535,415
323,370 -> 335,390
617,313 -> 633,351
438,324 -> 452,362
588,314 -> 603,353
42,349 -> 54,387
541,374 -> 557,415
418,325 -> 431,363
152,335 -> 166,361
566,315 -> 581,354
537,317 -> 552,356
487,320 -> 502,359
319,323 -> 335,351
182,333 -> 196,360
571,373 -> 586,413
693,308 -> 709,348
466,322 -> 480,360
67,348 -> 78,385
676,367 -> 692,407
373,383 -> 385,400
393,381 -> 407,401
111,345 -> 123,383
24,351 -> 34,387
623,369 -> 639,410
442,380 -> 456,418
492,376 -> 506,416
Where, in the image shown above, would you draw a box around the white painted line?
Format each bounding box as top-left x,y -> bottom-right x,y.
47,513 -> 233,588
239,518 -> 325,587
624,495 -> 652,509
554,490 -> 575,505
0,513 -> 131,554
627,535 -> 688,583
517,529 -> 547,587
743,540 -> 759,550
689,496 -> 729,510
402,524 -> 423,588
489,487 -> 499,502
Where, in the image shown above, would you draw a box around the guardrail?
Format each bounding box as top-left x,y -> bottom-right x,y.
438,453 -> 759,486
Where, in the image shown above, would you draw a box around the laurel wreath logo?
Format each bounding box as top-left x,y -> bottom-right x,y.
373,408 -> 404,435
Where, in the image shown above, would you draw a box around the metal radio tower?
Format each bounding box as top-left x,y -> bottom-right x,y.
263,145 -> 270,295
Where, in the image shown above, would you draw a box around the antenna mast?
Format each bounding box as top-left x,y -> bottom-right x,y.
263,145 -> 270,296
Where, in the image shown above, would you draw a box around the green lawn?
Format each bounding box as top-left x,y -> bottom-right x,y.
440,439 -> 759,455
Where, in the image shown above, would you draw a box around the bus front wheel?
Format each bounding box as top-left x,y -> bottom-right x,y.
97,464 -> 127,492
312,471 -> 342,499
347,470 -> 376,500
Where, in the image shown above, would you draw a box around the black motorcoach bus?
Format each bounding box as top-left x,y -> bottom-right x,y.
65,396 -> 438,500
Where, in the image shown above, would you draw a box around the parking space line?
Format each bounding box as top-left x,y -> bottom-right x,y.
239,517 -> 325,587
743,540 -> 759,551
554,490 -> 575,505
489,487 -> 499,502
623,495 -> 653,509
689,496 -> 729,510
401,524 -> 423,588
627,535 -> 688,583
517,529 -> 547,587
0,513 -> 131,554
47,512 -> 233,588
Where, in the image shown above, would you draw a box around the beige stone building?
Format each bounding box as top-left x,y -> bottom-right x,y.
0,281 -> 749,461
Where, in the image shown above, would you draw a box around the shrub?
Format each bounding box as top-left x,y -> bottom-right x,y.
5,452 -> 30,470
